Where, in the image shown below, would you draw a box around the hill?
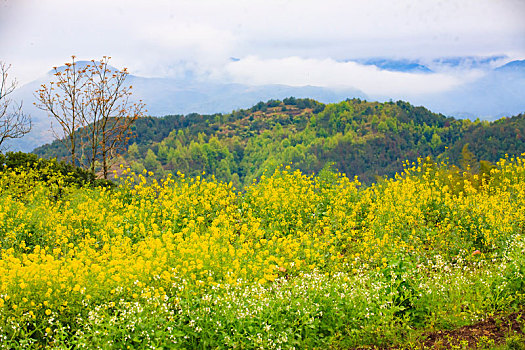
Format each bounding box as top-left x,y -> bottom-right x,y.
33,98 -> 525,186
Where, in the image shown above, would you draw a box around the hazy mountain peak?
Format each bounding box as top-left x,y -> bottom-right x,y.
429,55 -> 507,70
48,61 -> 120,75
495,60 -> 525,73
355,58 -> 432,73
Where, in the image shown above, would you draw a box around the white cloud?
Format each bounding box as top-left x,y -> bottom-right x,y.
0,0 -> 524,88
129,23 -> 236,78
218,56 -> 483,97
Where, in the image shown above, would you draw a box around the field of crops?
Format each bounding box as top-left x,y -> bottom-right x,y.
1,157 -> 524,349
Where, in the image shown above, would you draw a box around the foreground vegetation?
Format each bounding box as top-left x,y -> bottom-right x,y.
1,154 -> 525,348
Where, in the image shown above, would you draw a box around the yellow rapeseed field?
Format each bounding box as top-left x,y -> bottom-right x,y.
0,157 -> 524,348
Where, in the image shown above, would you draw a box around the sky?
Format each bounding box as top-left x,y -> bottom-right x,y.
1,0 -> 525,97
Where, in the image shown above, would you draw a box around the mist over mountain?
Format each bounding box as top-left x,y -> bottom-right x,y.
353,55 -> 508,74
355,58 -> 432,73
4,56 -> 525,152
426,55 -> 508,71
127,75 -> 366,118
416,59 -> 525,120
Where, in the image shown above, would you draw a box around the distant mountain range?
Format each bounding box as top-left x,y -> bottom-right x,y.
5,56 -> 525,152
355,58 -> 433,73
358,55 -> 510,73
417,59 -> 525,119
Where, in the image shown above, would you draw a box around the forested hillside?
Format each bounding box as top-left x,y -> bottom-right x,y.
33,98 -> 525,185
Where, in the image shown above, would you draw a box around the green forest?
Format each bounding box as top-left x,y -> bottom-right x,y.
33,98 -> 525,186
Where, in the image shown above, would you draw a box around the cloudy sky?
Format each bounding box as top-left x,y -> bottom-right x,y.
1,0 -> 524,96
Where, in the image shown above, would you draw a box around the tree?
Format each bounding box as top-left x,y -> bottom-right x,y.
0,61 -> 31,151
36,56 -> 145,178
83,57 -> 145,178
35,56 -> 87,165
460,143 -> 477,171
144,148 -> 161,172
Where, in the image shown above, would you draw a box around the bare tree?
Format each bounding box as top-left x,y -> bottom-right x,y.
35,56 -> 88,166
84,57 -> 145,178
0,61 -> 32,151
36,56 -> 145,178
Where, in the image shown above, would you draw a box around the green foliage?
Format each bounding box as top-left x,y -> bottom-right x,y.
0,151 -> 112,188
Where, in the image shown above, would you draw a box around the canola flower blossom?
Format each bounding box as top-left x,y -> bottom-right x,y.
0,157 -> 524,348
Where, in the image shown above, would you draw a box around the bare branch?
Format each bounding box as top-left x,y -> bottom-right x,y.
35,56 -> 145,178
0,61 -> 32,151
35,56 -> 89,166
86,57 -> 145,178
